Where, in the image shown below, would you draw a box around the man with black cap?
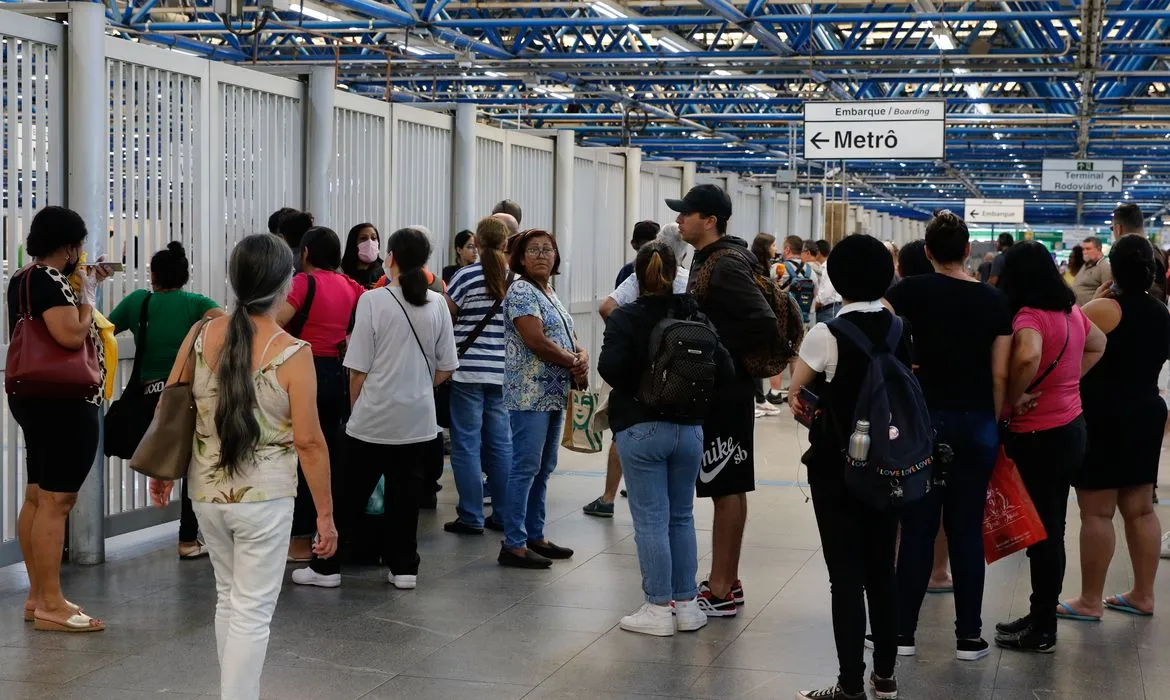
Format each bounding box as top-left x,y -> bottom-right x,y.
668,183 -> 781,617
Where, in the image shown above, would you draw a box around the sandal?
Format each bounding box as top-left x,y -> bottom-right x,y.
33,611 -> 105,633
1056,600 -> 1101,622
24,600 -> 82,623
178,541 -> 209,560
1104,594 -> 1153,617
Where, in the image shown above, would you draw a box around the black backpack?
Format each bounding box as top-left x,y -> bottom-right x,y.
636,310 -> 720,421
784,261 -> 816,323
830,315 -> 934,510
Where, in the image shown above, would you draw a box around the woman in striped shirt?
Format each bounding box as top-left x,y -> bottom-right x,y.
443,217 -> 514,534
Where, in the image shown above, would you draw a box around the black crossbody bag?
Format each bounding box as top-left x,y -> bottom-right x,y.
105,293 -> 168,458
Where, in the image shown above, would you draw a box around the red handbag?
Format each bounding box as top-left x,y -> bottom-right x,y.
5,267 -> 102,400
983,447 -> 1048,563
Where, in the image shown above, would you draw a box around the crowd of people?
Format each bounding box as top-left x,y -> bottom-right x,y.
6,190 -> 1170,700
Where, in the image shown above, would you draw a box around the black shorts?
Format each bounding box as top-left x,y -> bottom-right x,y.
696,380 -> 756,498
9,396 -> 100,493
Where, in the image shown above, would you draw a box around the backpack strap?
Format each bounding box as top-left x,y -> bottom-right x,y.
827,315 -> 901,358
126,292 -> 152,387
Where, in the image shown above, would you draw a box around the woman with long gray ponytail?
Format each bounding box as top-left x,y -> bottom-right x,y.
149,234 -> 337,700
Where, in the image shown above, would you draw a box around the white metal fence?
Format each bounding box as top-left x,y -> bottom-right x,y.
332,93 -> 390,243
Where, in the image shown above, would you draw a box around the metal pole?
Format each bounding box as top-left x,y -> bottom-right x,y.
305,66 -> 336,223
66,1 -> 107,566
760,182 -> 775,234
624,147 -> 642,262
788,188 -> 801,237
681,161 -> 696,194
452,102 -> 477,232
553,129 -> 575,282
811,192 -> 825,240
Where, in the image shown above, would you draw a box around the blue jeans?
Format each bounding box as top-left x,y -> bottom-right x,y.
504,410 -> 564,550
897,409 -> 999,640
616,422 -> 704,604
449,382 -> 512,528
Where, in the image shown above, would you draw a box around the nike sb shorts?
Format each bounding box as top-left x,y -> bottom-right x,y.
696,388 -> 756,498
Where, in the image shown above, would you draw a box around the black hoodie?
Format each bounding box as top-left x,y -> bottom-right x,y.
598,293 -> 734,433
688,236 -> 781,377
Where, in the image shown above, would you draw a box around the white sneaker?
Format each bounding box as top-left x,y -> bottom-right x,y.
291,567 -> 340,588
674,598 -> 708,632
1161,532 -> 1170,559
389,573 -> 417,589
755,403 -> 782,417
620,602 -> 675,637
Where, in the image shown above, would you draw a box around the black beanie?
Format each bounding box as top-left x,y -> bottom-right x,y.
828,234 -> 895,302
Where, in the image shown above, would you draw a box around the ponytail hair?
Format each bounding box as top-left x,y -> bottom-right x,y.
216,234 -> 294,477
635,240 -> 677,297
388,226 -> 433,306
475,216 -> 510,300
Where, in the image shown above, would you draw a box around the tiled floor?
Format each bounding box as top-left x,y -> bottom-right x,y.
2,413 -> 1170,699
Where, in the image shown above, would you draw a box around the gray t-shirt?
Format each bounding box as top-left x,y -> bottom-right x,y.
344,286 -> 458,444
989,252 -> 1006,279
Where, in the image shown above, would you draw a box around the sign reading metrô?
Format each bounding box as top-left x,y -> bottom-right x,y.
964,198 -> 1025,225
802,100 -> 946,161
1041,159 -> 1124,193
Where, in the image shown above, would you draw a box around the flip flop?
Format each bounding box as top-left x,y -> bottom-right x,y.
1056,601 -> 1101,622
33,611 -> 105,633
24,601 -> 82,623
1104,594 -> 1153,617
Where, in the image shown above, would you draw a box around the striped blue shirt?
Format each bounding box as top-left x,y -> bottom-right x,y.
447,263 -> 507,385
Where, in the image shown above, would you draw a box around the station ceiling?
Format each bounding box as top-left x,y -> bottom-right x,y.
101,0 -> 1170,226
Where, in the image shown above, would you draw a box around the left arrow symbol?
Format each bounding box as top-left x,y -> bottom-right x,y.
811,132 -> 828,149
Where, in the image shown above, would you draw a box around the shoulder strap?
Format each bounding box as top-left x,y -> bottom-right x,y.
457,272 -> 514,357
285,274 -> 316,338
533,280 -> 574,343
259,330 -> 289,366
1025,313 -> 1070,394
386,287 -> 433,375
692,248 -> 737,300
126,292 -> 152,385
828,315 -> 900,359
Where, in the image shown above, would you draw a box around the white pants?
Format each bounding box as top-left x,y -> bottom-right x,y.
193,497 -> 294,700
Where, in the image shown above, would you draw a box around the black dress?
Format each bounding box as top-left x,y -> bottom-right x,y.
1075,293 -> 1170,489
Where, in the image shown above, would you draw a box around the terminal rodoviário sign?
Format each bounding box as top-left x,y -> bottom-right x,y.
1041,159 -> 1124,193
803,100 -> 946,161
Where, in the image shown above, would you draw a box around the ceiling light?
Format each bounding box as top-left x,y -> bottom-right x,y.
290,3 -> 339,21
658,37 -> 686,53
591,1 -> 628,19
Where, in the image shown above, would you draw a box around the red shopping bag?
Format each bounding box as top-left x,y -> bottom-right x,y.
983,448 -> 1047,563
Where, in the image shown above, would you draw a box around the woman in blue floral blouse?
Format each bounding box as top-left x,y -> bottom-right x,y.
499,229 -> 589,569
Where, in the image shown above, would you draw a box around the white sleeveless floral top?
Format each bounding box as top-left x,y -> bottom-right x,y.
188,326 -> 305,504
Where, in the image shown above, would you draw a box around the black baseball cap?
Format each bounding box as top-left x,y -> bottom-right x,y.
666,184 -> 733,219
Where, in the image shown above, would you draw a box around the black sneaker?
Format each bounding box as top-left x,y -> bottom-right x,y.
995,624 -> 1056,654
864,634 -> 916,656
484,517 -> 504,532
527,539 -> 574,559
796,684 -> 865,699
870,672 -> 898,700
995,614 -> 1032,635
696,590 -> 738,617
497,545 -> 551,569
956,637 -> 991,661
443,520 -> 484,536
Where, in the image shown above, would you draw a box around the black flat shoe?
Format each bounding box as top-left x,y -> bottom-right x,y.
498,546 -> 552,569
527,540 -> 573,560
443,520 -> 484,535
484,518 -> 504,532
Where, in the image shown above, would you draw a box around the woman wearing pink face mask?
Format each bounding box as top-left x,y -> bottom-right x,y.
342,223 -> 384,290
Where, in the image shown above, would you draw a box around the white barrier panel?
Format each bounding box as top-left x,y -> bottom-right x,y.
740,185 -> 761,239
773,193 -> 790,237
638,163 -> 683,227
569,149 -> 625,387
475,131 -> 506,219
800,198 -> 814,237
0,13 -> 64,548
211,63 -> 305,305
392,106 -> 453,270
509,133 -> 555,231
332,91 -> 390,241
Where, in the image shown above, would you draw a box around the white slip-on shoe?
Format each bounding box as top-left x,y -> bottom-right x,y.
674,598 -> 708,632
388,573 -> 417,590
620,602 -> 675,637
291,567 -> 341,588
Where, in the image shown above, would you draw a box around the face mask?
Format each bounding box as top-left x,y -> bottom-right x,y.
62,249 -> 79,277
357,239 -> 379,264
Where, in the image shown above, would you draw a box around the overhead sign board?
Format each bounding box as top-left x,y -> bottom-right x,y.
964,198 -> 1025,224
1042,159 -> 1123,193
802,100 -> 946,161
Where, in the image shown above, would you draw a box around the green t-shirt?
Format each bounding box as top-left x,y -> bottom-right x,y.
109,289 -> 220,381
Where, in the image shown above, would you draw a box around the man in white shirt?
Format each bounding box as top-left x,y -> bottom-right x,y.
809,239 -> 843,322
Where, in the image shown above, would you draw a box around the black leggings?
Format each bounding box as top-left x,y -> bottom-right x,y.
1004,415 -> 1087,633
292,356 -> 349,537
10,397 -> 99,493
810,471 -> 899,695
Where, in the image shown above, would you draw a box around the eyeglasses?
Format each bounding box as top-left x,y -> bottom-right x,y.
525,246 -> 556,258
